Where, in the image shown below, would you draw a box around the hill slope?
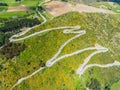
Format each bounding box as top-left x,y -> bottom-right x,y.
0,11 -> 120,90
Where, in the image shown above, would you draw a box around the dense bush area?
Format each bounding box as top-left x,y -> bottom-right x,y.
112,0 -> 120,3
0,43 -> 26,59
0,32 -> 5,46
0,32 -> 10,46
0,18 -> 40,33
0,3 -> 8,6
0,18 -> 8,23
61,0 -> 68,2
0,13 -> 41,46
86,78 -> 101,90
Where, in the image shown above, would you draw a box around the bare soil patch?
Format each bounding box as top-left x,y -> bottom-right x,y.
44,1 -> 114,16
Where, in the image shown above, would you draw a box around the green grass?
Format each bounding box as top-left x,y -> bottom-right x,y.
0,0 -> 15,3
0,11 -> 28,18
0,12 -> 120,90
0,6 -> 8,12
0,0 -> 43,7
111,80 -> 120,90
91,2 -> 113,9
21,0 -> 40,7
91,2 -> 120,13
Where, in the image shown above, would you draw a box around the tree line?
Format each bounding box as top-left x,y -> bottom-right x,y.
0,18 -> 40,32
0,14 -> 41,47
0,3 -> 8,6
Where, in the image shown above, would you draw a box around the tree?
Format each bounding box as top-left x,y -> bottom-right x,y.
86,78 -> 101,90
0,32 -> 5,46
104,83 -> 111,90
61,0 -> 68,2
0,65 -> 3,71
15,0 -> 21,2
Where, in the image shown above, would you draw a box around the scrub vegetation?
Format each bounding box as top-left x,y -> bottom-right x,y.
0,11 -> 120,90
91,2 -> 120,13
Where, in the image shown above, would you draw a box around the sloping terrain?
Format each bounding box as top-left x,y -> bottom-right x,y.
0,11 -> 120,90
44,1 -> 114,16
91,2 -> 120,13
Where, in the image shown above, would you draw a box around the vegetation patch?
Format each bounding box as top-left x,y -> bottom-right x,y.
91,2 -> 120,13
0,42 -> 26,59
0,3 -> 8,6
0,18 -> 40,32
0,11 -> 120,89
86,78 -> 101,90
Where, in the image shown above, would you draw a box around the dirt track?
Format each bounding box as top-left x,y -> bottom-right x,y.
44,1 -> 114,16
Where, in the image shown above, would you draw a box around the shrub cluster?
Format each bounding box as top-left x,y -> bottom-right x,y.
0,18 -> 40,32
0,43 -> 26,59
0,3 -> 8,6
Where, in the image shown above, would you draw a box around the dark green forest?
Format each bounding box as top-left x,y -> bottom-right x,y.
0,13 -> 41,47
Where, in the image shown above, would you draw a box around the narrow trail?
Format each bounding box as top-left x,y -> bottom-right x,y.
10,67 -> 45,90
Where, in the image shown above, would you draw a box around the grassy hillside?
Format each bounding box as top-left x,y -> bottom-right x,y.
91,2 -> 120,13
0,12 -> 120,90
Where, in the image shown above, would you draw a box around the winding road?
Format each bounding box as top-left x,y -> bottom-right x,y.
10,25 -> 85,42
76,46 -> 108,75
46,44 -> 108,67
10,24 -> 87,90
78,61 -> 120,76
